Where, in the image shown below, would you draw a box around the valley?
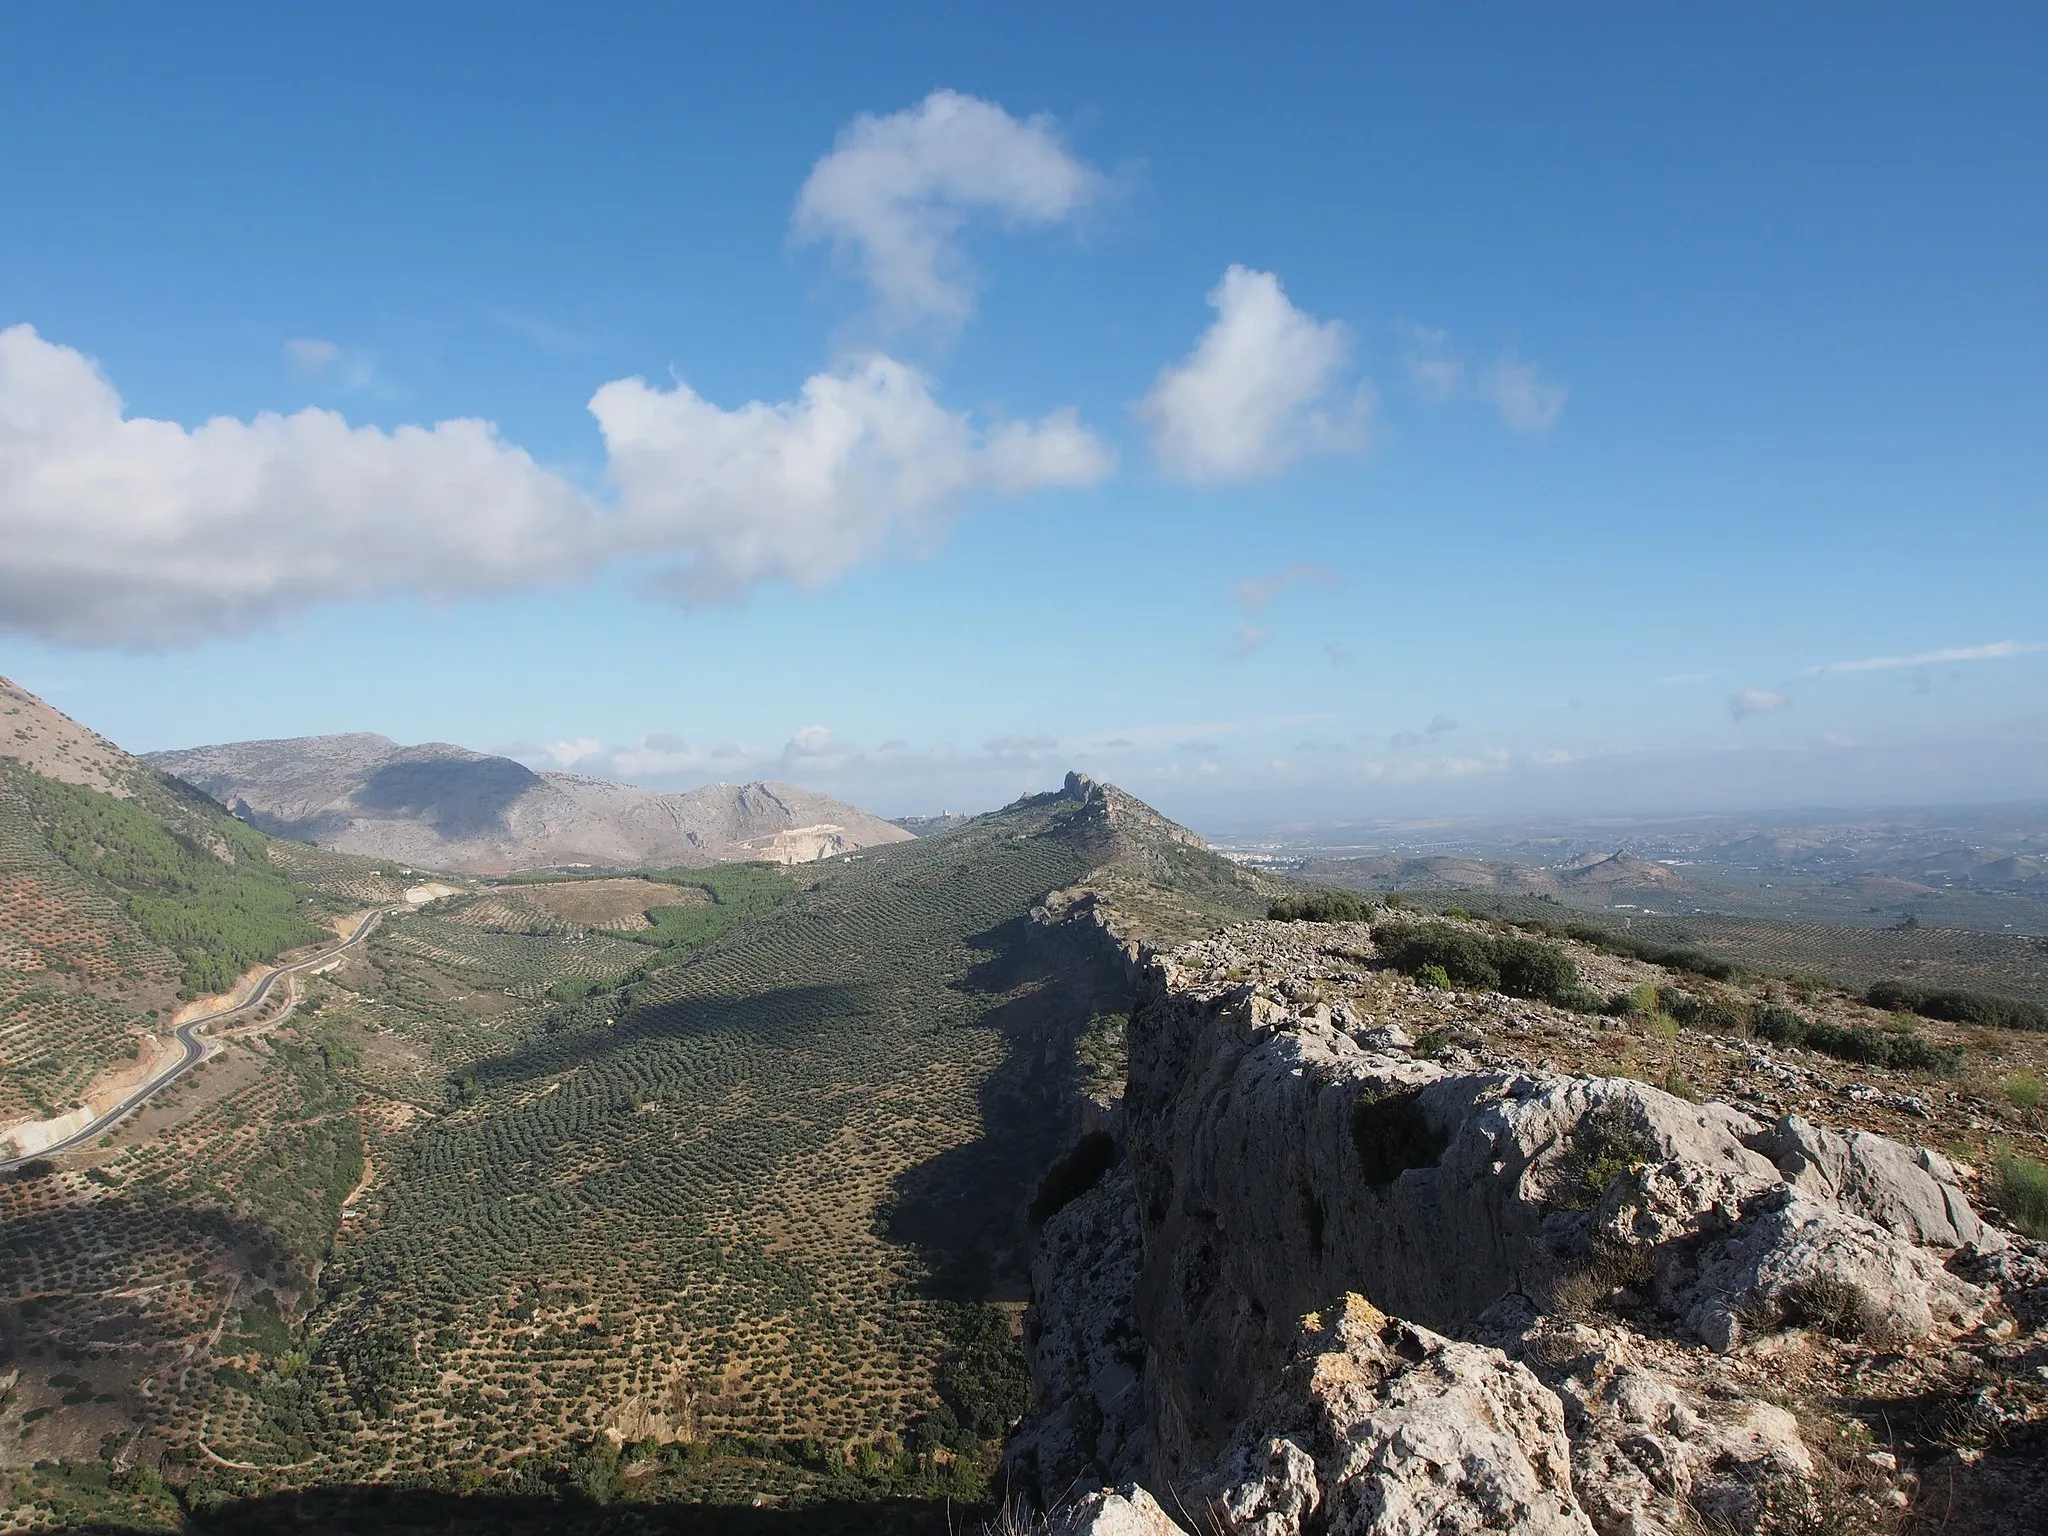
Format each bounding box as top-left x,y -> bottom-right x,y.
1,680 -> 2045,1535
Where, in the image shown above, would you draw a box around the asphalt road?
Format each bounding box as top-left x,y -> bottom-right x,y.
0,907 -> 394,1173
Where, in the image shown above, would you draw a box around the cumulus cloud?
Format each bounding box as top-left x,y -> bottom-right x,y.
1484,352 -> 1568,437
1806,640 -> 2045,675
792,89 -> 1102,327
0,325 -> 1109,646
593,353 -> 1110,601
0,325 -> 594,647
1729,688 -> 1790,720
1139,267 -> 1369,484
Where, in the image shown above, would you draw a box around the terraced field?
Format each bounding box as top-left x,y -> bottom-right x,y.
0,765 -> 183,1123
0,776 -> 1276,1528
281,791 -> 1142,1486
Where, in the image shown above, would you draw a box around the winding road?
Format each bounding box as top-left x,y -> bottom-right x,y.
0,907 -> 395,1172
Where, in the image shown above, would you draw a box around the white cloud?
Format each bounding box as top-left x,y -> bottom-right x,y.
1729,688 -> 1790,719
593,353 -> 1109,601
1806,640 -> 2046,675
1139,266 -> 1369,484
1484,352 -> 1568,437
0,325 -> 594,647
1657,670 -> 1718,686
792,89 -> 1102,327
0,325 -> 1108,646
787,725 -> 835,755
541,738 -> 604,768
1228,624 -> 1269,658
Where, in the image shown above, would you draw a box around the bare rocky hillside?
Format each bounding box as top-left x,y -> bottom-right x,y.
148,732 -> 911,873
1011,908 -> 2048,1536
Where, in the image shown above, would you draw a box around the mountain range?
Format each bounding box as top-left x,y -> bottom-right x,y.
146,732 -> 911,874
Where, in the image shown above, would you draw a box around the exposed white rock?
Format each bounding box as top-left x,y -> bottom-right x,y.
1045,1486 -> 1188,1536
1014,924 -> 2012,1536
1201,1295 -> 1592,1536
1748,1114 -> 2006,1252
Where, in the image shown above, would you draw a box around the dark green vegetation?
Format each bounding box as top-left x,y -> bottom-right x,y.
1370,919 -> 1591,1008
105,779 -> 1192,1513
1345,887 -> 2048,1004
1550,1100 -> 1663,1211
628,866 -> 798,953
2,757 -> 330,996
1268,888 -> 1374,923
1350,1086 -> 1447,1188
1649,988 -> 1966,1077
1866,979 -> 2047,1032
1993,1151 -> 2048,1241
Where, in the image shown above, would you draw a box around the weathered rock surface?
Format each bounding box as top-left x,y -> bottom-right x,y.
1201,1295 -> 1591,1536
1011,919 -> 2023,1536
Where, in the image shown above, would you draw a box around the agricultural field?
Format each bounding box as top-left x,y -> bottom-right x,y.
1,777 -> 1247,1529
281,789 -> 1144,1488
494,877 -> 705,931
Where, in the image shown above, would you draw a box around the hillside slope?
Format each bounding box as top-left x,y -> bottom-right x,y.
0,679 -> 402,1138
149,733 -> 912,874
0,768 -> 1281,1526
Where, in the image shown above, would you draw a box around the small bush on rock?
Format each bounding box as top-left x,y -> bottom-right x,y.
1552,1100 -> 1661,1210
1780,1276 -> 1879,1341
1351,1087 -> 1448,1188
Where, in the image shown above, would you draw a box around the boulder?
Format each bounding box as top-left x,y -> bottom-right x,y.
1201,1295 -> 1594,1536
1046,1486 -> 1188,1536
1746,1114 -> 2004,1252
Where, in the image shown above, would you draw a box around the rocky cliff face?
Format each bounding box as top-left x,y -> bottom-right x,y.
1010,919 -> 2045,1536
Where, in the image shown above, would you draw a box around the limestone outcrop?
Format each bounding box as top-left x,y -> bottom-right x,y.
1010,919 -> 2029,1536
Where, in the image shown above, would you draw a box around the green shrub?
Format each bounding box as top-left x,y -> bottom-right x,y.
1551,1100 -> 1661,1210
1351,1087 -> 1447,1188
1415,963 -> 1452,991
1993,1151 -> 2048,1240
2006,1071 -> 2045,1111
1751,1001 -> 1962,1075
1866,980 -> 2047,1033
1779,1275 -> 1878,1340
1268,888 -> 1374,923
1374,921 -> 1584,1006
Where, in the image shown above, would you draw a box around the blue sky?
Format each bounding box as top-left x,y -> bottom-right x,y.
1,4 -> 2043,826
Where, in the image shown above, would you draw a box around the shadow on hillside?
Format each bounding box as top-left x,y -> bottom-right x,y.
78,1485 -> 973,1535
357,754 -> 542,840
884,918 -> 1135,1300
461,983 -> 872,1093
